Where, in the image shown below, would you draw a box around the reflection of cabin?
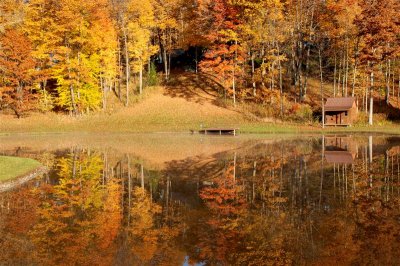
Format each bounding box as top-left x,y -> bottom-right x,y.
387,146 -> 400,156
323,97 -> 358,126
324,136 -> 357,164
325,151 -> 355,164
324,136 -> 358,153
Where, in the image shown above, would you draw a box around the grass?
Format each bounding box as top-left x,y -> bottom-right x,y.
239,122 -> 400,135
0,156 -> 41,182
2,113 -> 399,136
1,108 -> 400,136
0,75 -> 399,136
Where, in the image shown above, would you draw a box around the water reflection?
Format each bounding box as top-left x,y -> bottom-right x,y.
1,135 -> 400,265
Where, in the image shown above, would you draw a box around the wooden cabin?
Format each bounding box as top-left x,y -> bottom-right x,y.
323,97 -> 358,126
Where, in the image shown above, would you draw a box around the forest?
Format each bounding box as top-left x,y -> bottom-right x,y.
0,0 -> 399,123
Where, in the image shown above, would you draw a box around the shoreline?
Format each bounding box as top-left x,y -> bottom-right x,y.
0,166 -> 48,193
1,113 -> 399,136
0,125 -> 399,136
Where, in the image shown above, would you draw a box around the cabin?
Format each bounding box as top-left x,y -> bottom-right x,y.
323,97 -> 358,126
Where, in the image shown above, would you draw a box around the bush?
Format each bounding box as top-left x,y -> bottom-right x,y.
288,103 -> 313,123
354,112 -> 391,126
145,62 -> 159,87
37,89 -> 55,113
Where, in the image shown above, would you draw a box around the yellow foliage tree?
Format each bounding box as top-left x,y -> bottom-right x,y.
126,0 -> 158,94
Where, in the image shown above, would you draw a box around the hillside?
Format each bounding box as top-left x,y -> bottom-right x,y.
1,71 -> 399,134
0,74 -> 247,133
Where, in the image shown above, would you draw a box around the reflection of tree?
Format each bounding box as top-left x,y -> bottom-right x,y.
1,137 -> 400,265
125,183 -> 186,265
232,154 -> 294,265
29,150 -> 122,265
350,154 -> 400,265
187,147 -> 298,265
313,146 -> 400,265
0,186 -> 40,264
128,187 -> 162,264
197,158 -> 246,262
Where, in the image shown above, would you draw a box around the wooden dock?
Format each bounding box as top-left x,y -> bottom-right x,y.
198,128 -> 237,136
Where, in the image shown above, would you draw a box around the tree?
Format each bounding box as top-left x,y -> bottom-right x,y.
126,0 -> 158,95
199,0 -> 245,106
48,0 -> 117,114
24,0 -> 60,111
152,0 -> 181,82
0,0 -> 24,33
355,0 -> 400,124
0,29 -> 37,118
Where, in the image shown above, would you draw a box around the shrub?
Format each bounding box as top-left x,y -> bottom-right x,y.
354,112 -> 391,126
145,62 -> 159,87
37,89 -> 55,113
288,103 -> 313,122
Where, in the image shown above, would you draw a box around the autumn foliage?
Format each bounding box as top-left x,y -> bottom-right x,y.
0,29 -> 36,117
0,0 -> 399,117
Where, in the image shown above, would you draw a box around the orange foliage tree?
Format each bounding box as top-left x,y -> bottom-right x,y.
199,0 -> 245,105
0,29 -> 37,117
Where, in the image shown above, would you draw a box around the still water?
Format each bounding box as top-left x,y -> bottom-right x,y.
0,134 -> 400,265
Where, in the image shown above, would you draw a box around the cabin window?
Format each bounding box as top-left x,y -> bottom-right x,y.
345,111 -> 348,116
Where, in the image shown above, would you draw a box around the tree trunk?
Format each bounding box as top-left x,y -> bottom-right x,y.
319,48 -> 324,128
168,51 -> 171,78
232,40 -> 237,106
345,38 -> 349,96
101,77 -> 106,110
139,61 -> 143,94
351,38 -> 360,97
397,72 -> 400,107
195,46 -> 198,74
69,84 -> 77,115
333,53 -> 337,97
251,50 -> 256,96
392,60 -> 395,99
163,44 -> 168,81
338,54 -> 342,96
141,164 -> 144,190
124,30 -> 129,106
118,39 -> 122,101
369,71 -> 374,126
385,59 -> 390,105
279,45 -> 283,118
342,48 -> 346,96
365,72 -> 368,114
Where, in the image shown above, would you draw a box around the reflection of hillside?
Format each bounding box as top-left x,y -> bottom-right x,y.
1,135 -> 400,265
0,133 -> 264,169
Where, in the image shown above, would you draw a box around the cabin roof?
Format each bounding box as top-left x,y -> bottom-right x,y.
324,97 -> 356,112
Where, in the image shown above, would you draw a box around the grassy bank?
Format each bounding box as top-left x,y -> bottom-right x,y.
0,156 -> 41,182
1,82 -> 399,136
1,111 -> 399,135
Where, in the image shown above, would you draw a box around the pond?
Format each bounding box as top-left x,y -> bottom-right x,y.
0,133 -> 400,265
